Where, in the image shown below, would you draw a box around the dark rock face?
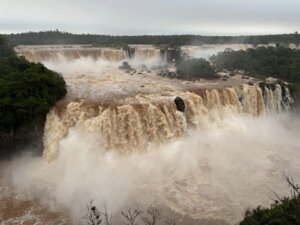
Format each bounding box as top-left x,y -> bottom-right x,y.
267,83 -> 276,91
248,81 -> 254,86
160,48 -> 181,64
0,123 -> 44,159
158,70 -> 179,79
222,77 -> 228,81
119,61 -> 133,71
174,97 -> 185,112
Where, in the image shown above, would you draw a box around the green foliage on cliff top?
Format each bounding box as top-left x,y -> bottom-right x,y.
0,36 -> 67,139
210,46 -> 300,85
177,58 -> 218,80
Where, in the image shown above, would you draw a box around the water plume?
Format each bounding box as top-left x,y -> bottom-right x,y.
4,112 -> 300,224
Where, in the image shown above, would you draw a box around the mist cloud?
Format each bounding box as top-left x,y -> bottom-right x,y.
4,113 -> 300,224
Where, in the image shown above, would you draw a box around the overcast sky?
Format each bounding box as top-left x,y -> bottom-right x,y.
0,0 -> 299,35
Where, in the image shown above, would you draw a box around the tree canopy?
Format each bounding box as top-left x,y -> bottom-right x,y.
0,36 -> 15,58
177,58 -> 218,80
0,35 -> 67,141
2,30 -> 300,46
210,46 -> 300,85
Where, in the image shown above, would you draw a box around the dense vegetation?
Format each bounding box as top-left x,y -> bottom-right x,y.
211,46 -> 300,85
0,35 -> 66,156
0,57 -> 67,135
239,174 -> 300,225
177,58 -> 218,80
0,36 -> 15,58
2,30 -> 300,46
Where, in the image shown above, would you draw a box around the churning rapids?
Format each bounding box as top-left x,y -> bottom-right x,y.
0,45 -> 300,225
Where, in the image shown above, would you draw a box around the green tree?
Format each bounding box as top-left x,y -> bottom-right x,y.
0,36 -> 67,143
177,58 -> 218,80
211,46 -> 300,85
0,35 -> 15,58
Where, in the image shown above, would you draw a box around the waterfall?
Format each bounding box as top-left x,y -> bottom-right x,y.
17,47 -> 128,62
134,47 -> 161,60
14,45 -> 295,161
16,45 -> 165,63
43,84 -> 293,161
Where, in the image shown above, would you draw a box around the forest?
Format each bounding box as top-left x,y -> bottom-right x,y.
210,46 -> 300,86
2,30 -> 300,46
0,35 -> 67,156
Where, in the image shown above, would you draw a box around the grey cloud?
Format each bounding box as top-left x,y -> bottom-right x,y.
0,0 -> 299,34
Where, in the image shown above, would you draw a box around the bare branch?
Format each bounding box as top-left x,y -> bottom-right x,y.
101,204 -> 112,225
282,171 -> 300,198
142,204 -> 161,225
270,190 -> 283,203
164,218 -> 176,225
83,200 -> 103,225
122,209 -> 142,225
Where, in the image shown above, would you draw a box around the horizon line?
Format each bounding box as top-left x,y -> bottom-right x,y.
1,30 -> 299,37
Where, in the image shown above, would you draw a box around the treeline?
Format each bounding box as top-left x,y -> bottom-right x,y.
0,35 -> 67,157
211,46 -> 300,85
2,30 -> 300,46
0,36 -> 15,58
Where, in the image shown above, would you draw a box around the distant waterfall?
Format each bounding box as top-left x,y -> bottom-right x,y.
16,45 -> 166,63
134,48 -> 161,60
17,47 -> 128,62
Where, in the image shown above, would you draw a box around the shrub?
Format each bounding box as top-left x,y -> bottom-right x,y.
177,58 -> 218,80
240,173 -> 300,225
